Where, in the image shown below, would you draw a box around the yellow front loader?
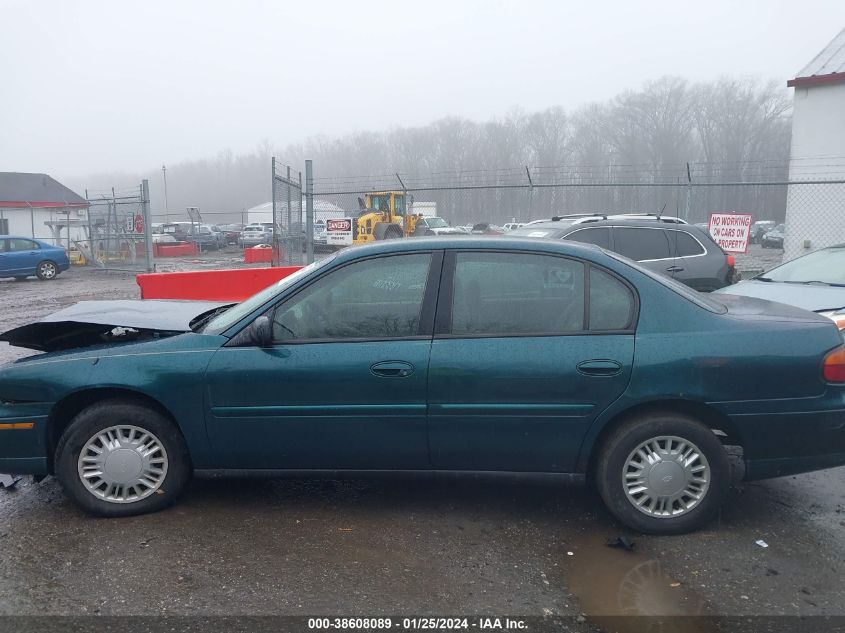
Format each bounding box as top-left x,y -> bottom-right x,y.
352,191 -> 423,245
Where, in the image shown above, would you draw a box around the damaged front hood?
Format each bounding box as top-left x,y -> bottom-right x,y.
0,300 -> 230,352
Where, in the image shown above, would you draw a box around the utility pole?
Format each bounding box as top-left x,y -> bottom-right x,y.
162,165 -> 170,222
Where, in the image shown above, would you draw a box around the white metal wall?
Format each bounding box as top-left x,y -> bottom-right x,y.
784,82 -> 845,260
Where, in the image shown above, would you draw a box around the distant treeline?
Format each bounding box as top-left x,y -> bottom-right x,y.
69,76 -> 793,225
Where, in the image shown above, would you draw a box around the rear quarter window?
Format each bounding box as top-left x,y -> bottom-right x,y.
604,251 -> 727,314
673,231 -> 706,257
564,227 -> 612,250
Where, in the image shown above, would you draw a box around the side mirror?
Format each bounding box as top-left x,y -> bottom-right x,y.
251,315 -> 273,347
240,315 -> 272,347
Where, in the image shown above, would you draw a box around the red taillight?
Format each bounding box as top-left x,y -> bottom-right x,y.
823,346 -> 845,383
726,254 -> 735,267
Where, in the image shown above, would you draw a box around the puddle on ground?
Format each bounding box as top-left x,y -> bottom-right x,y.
561,534 -> 712,633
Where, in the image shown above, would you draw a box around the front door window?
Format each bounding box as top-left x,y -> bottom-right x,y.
272,253 -> 433,341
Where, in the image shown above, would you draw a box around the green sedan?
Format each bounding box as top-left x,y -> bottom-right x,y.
2,237 -> 845,534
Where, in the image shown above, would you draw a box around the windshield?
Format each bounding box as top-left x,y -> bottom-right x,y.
427,217 -> 448,228
758,247 -> 845,285
202,254 -> 337,334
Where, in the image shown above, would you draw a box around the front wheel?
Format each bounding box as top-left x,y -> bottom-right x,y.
55,400 -> 191,517
36,260 -> 59,280
595,412 -> 730,534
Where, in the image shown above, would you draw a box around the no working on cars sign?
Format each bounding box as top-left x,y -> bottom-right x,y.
708,212 -> 752,254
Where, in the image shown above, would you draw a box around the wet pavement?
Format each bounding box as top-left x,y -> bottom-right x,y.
2,256 -> 845,625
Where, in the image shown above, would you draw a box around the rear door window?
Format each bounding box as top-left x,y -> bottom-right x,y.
612,228 -> 671,261
450,252 -> 585,335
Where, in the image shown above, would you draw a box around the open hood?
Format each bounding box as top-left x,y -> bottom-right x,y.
0,300 -> 230,352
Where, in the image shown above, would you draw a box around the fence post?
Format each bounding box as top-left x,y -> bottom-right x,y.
305,159 -> 314,264
271,157 -> 279,267
286,165 -> 293,265
141,179 -> 154,272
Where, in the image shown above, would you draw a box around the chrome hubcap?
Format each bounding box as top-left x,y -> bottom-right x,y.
39,263 -> 56,278
77,425 -> 168,503
623,436 -> 709,518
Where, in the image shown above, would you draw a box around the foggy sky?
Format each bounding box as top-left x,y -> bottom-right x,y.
2,0 -> 844,180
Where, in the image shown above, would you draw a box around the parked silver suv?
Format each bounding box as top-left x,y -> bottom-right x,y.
509,214 -> 736,291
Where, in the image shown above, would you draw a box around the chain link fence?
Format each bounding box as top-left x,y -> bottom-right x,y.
783,180 -> 845,260
82,181 -> 152,271
309,167 -> 845,273
271,159 -> 306,266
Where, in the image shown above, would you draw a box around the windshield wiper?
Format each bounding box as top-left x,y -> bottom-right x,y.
803,280 -> 845,287
775,279 -> 845,287
190,304 -> 235,332
755,276 -> 774,282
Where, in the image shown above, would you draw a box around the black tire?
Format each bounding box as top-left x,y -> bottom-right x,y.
373,223 -> 403,240
54,399 -> 191,517
35,260 -> 59,280
595,412 -> 730,535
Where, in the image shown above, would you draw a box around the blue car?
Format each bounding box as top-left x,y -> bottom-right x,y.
1,237 -> 845,534
0,236 -> 70,281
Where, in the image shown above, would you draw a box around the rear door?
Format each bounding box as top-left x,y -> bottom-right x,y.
426,250 -> 636,472
665,229 -> 715,289
611,226 -> 675,278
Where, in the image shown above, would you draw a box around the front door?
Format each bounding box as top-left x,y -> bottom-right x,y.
3,238 -> 41,275
427,251 -> 636,472
204,252 -> 440,469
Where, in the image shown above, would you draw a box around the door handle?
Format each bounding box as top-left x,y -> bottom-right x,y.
577,360 -> 623,377
370,360 -> 415,378
666,266 -> 684,273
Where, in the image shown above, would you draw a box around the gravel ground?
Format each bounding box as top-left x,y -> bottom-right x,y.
3,249 -> 845,625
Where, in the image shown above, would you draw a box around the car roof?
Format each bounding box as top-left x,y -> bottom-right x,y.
332,235 -> 606,264
1,235 -> 52,243
522,217 -> 694,231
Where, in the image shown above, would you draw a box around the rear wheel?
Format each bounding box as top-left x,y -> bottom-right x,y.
55,400 -> 191,517
36,260 -> 58,280
595,412 -> 729,534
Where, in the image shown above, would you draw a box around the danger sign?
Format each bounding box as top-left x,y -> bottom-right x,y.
708,213 -> 752,254
326,218 -> 353,246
